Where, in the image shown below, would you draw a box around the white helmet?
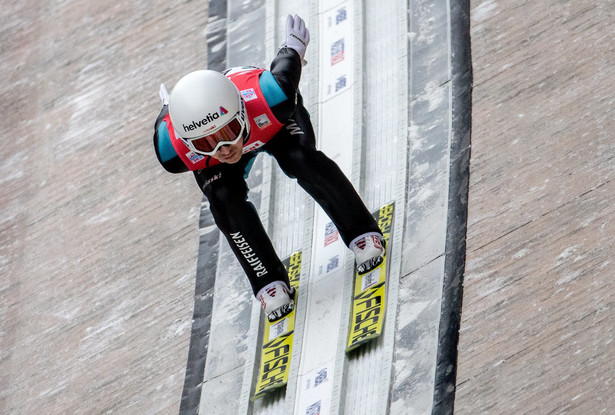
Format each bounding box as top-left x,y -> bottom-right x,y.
169,70 -> 249,156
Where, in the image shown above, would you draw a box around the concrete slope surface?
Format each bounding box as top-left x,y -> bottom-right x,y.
1,2 -> 206,414
455,1 -> 615,414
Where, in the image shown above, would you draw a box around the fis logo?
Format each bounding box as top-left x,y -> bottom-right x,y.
182,106 -> 229,132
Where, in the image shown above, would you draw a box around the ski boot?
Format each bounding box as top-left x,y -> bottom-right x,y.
257,281 -> 295,322
350,232 -> 386,274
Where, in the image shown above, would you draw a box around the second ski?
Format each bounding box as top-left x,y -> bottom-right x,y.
346,201 -> 395,352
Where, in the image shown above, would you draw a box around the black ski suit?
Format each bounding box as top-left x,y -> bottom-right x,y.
153,48 -> 380,296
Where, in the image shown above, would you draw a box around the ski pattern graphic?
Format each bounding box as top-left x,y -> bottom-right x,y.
346,202 -> 395,352
252,251 -> 302,400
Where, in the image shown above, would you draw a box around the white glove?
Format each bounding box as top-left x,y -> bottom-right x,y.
159,83 -> 169,106
283,14 -> 310,62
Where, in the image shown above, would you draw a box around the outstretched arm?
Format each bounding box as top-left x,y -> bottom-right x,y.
268,14 -> 311,121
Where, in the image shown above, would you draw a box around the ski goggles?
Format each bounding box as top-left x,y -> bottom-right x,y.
184,115 -> 247,156
183,112 -> 249,156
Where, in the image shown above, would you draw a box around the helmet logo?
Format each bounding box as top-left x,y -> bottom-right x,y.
182,112 -> 219,133
181,107 -> 230,134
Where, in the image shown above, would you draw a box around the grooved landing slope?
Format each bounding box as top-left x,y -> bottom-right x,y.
193,0 -> 467,414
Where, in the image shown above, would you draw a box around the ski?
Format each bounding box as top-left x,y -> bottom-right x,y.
252,251 -> 302,400
346,201 -> 395,352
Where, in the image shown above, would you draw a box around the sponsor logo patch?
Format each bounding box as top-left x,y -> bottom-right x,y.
331,38 -> 345,65
200,173 -> 221,189
254,114 -> 271,129
324,222 -> 339,247
186,151 -> 205,164
230,232 -> 268,277
285,120 -> 304,135
243,140 -> 265,154
240,88 -> 258,102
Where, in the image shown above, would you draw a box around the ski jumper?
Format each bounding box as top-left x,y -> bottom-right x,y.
153,48 -> 381,296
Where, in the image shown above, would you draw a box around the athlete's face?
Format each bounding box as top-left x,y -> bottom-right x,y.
211,140 -> 243,164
